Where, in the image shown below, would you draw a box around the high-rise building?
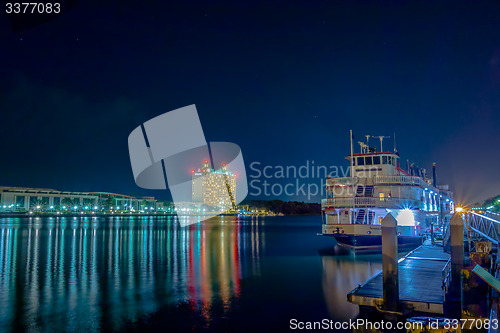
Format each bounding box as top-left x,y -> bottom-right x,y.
192,160 -> 236,209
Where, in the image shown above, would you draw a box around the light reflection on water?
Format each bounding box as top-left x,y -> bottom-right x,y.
0,216 -> 262,331
0,215 -> 385,332
322,256 -> 382,321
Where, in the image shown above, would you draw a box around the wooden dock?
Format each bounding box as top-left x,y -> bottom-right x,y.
348,242 -> 451,314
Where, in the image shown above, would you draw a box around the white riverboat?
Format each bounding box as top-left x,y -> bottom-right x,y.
321,134 -> 455,252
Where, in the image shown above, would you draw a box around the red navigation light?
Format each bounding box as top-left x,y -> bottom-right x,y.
204,160 -> 208,164
234,173 -> 237,177
202,169 -> 205,172
191,169 -> 195,173
222,163 -> 226,167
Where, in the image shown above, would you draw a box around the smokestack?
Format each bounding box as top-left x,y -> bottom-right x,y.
406,160 -> 410,173
432,162 -> 437,187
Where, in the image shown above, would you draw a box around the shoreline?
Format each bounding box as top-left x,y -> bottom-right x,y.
0,212 -> 320,218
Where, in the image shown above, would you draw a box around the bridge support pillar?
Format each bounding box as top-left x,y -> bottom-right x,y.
382,213 -> 399,312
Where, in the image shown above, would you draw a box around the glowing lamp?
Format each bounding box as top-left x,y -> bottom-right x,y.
455,207 -> 464,213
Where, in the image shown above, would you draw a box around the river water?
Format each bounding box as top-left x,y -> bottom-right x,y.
0,215 -> 382,332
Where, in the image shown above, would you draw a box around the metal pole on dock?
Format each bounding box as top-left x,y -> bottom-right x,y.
450,213 -> 464,295
431,221 -> 434,245
382,213 -> 399,312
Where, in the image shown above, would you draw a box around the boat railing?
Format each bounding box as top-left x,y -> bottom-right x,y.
326,175 -> 438,192
322,197 -> 421,209
373,175 -> 431,189
325,177 -> 359,187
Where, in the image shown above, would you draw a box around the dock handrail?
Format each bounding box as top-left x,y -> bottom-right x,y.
442,258 -> 452,298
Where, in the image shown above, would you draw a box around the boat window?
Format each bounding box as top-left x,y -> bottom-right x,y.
382,156 -> 388,164
373,156 -> 381,165
387,156 -> 392,165
357,157 -> 364,166
352,158 -> 356,166
365,156 -> 372,165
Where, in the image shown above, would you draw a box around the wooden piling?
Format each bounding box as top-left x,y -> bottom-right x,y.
382,213 -> 399,312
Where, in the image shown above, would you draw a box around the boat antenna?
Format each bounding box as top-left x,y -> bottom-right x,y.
371,135 -> 390,153
393,132 -> 397,153
358,141 -> 369,154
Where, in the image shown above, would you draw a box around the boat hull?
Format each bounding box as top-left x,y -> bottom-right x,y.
328,233 -> 424,252
322,223 -> 424,252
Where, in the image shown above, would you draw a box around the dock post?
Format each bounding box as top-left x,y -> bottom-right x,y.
446,213 -> 464,317
450,213 -> 464,289
382,213 -> 399,312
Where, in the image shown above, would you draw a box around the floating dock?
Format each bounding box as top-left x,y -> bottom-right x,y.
348,242 -> 450,314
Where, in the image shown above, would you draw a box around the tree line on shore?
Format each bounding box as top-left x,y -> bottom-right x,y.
475,195 -> 500,212
240,200 -> 321,215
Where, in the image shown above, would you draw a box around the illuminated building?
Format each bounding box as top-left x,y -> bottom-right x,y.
192,160 -> 236,209
0,186 -> 157,211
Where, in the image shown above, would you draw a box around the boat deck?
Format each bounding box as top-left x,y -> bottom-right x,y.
347,242 -> 450,314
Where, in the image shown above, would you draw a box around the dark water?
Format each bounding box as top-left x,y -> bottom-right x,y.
0,215 -> 382,332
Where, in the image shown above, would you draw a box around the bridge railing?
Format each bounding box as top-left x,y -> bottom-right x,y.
466,212 -> 500,245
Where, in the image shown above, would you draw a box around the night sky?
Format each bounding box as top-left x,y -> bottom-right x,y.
1,1 -> 500,205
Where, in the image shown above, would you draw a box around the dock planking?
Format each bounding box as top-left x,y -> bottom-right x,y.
348,242 -> 450,314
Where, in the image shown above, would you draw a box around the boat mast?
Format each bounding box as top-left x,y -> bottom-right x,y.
350,130 -> 355,224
